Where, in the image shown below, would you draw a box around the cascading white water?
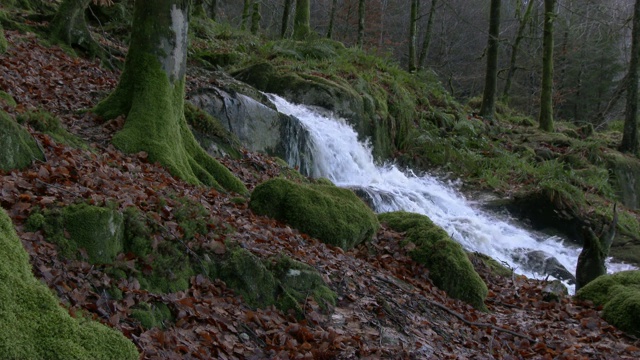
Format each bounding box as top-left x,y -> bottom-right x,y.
268,94 -> 636,293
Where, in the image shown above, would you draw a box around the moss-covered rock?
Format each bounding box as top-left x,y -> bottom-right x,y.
28,204 -> 124,264
0,110 -> 44,171
378,211 -> 488,310
0,207 -> 139,360
16,109 -> 87,149
575,271 -> 640,336
250,178 -> 379,250
216,247 -> 278,308
269,256 -> 336,316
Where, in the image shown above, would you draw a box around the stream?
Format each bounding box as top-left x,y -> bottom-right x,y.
267,94 -> 636,293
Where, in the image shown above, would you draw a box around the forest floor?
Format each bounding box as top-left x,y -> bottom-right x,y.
2,29 -> 640,359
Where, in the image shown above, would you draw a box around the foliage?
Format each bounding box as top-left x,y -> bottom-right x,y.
0,110 -> 44,171
16,109 -> 87,149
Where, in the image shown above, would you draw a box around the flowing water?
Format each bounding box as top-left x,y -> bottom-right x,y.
268,94 -> 636,293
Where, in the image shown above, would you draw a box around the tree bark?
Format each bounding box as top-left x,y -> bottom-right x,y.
251,1 -> 261,34
502,0 -> 534,101
281,0 -> 293,38
408,0 -> 418,72
417,0 -> 438,71
538,0 -> 555,132
293,0 -> 311,40
620,0 -> 640,153
327,0 -> 337,39
479,0 -> 501,121
357,0 -> 365,48
241,0 -> 252,31
575,204 -> 617,292
92,0 -> 246,194
49,0 -> 103,59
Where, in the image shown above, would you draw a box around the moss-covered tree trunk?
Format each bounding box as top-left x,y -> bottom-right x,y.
293,0 -> 310,40
281,0 -> 293,38
408,0 -> 418,72
241,0 -> 251,31
479,0 -> 501,121
49,0 -> 103,59
326,0 -> 337,39
538,0 -> 555,132
620,0 -> 640,153
576,204 -> 617,291
357,0 -> 365,48
502,0 -> 534,101
250,1 -> 261,34
93,0 -> 246,194
417,0 -> 438,71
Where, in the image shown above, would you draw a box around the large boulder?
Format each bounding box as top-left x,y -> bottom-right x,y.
575,270 -> 640,336
0,208 -> 139,360
378,211 -> 488,311
511,249 -> 576,285
250,178 -> 379,250
0,110 -> 44,171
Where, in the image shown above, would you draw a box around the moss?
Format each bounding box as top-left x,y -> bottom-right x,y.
131,302 -> 173,329
250,178 -> 379,250
270,256 -> 336,316
378,211 -> 488,311
0,23 -> 6,53
468,252 -> 513,277
0,91 -> 16,107
216,247 -> 277,308
575,270 -> 640,306
31,204 -> 124,264
0,110 -> 45,171
0,207 -> 139,360
16,109 -> 87,149
602,286 -> 640,336
93,24 -> 247,194
185,102 -> 243,159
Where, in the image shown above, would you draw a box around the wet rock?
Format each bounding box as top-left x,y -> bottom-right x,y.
512,249 -> 576,284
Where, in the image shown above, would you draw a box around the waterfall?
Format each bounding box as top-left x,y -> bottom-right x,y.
268,94 -> 636,293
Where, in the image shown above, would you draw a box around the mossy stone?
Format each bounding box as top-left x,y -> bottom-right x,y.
63,204 -> 125,264
250,178 -> 379,250
379,211 -> 488,310
575,270 -> 640,336
216,247 -> 277,308
0,110 -> 44,171
0,208 -> 139,360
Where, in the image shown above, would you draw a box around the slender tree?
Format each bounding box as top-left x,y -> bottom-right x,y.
293,0 -> 311,40
417,0 -> 438,70
408,0 -> 419,72
357,0 -> 365,48
92,0 -> 246,194
251,1 -> 261,34
281,0 -> 293,38
241,0 -> 252,31
49,0 -> 103,59
479,0 -> 501,120
620,0 -> 640,153
327,0 -> 338,39
538,0 -> 556,132
502,0 -> 535,101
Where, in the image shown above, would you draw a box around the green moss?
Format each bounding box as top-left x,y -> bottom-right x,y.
216,247 -> 277,308
0,23 -> 6,53
270,256 -> 336,316
575,270 -> 640,306
0,110 -> 44,171
131,302 -> 173,329
602,286 -> 640,336
0,208 -> 139,360
31,204 -> 124,264
184,102 -> 243,159
468,252 -> 513,277
378,211 -> 488,310
250,178 -> 379,250
93,47 -> 246,195
16,109 -> 87,149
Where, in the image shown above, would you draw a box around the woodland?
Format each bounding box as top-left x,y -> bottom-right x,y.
3,0 -> 640,359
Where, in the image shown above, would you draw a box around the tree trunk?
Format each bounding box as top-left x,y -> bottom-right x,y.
357,0 -> 365,48
408,0 -> 418,72
575,204 -> 617,292
327,0 -> 337,39
479,0 -> 501,121
210,0 -> 217,21
620,0 -> 640,153
281,0 -> 293,38
502,0 -> 534,101
49,0 -> 103,59
92,0 -> 246,194
293,0 -> 311,40
251,1 -> 261,34
538,0 -> 555,132
417,0 -> 438,70
241,0 -> 252,31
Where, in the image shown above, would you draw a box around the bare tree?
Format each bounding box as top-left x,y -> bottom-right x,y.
479,0 -> 501,120
502,0 -> 535,101
418,0 -> 438,70
408,0 -> 419,72
620,0 -> 640,153
539,0 -> 556,132
357,0 -> 365,47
